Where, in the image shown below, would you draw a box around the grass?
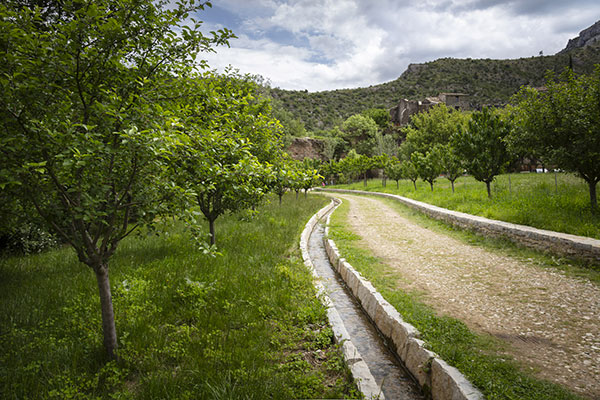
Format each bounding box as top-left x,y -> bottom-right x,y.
0,193 -> 360,400
327,197 -> 589,400
331,172 -> 600,239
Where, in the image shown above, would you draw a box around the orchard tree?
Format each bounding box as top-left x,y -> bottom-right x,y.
385,158 -> 403,189
411,147 -> 443,191
440,145 -> 463,193
0,0 -> 233,359
511,67 -> 600,210
452,107 -> 512,198
401,160 -> 419,190
362,107 -> 391,131
169,72 -> 282,246
401,103 -> 469,156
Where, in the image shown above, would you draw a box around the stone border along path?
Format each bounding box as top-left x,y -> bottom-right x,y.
315,188 -> 600,263
300,199 -> 483,400
300,199 -> 383,399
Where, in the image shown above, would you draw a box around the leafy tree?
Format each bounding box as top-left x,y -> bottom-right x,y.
411,147 -> 443,191
440,145 -> 463,193
385,158 -> 403,189
341,114 -> 378,156
353,155 -> 373,187
510,67 -> 600,210
169,72 -> 282,246
0,0 -> 233,359
452,107 -> 512,197
400,104 -> 469,156
400,160 -> 419,190
362,107 -> 391,130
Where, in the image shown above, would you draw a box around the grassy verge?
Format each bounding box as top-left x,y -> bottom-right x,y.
331,172 -> 600,239
0,193 -> 360,400
328,198 -> 585,400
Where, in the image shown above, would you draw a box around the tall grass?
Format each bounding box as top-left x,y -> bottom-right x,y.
333,172 -> 600,239
0,193 -> 359,399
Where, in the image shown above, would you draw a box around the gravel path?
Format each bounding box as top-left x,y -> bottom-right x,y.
336,194 -> 600,399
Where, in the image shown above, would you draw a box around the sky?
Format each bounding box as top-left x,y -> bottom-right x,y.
195,0 -> 600,92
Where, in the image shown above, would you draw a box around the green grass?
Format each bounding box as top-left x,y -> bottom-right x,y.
0,193 -> 360,400
331,172 -> 600,239
328,198 -> 587,400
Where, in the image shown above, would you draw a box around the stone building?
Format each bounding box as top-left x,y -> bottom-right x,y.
389,92 -> 469,126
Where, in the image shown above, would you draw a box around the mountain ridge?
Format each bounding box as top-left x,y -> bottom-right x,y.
270,21 -> 600,132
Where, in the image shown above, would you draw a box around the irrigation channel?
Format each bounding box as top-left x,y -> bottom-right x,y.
307,212 -> 424,399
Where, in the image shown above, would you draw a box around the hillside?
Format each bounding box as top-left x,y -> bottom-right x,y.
270,37 -> 600,132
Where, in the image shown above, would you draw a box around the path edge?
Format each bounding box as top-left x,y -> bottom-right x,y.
300,199 -> 384,400
316,188 -> 600,263
323,197 -> 485,400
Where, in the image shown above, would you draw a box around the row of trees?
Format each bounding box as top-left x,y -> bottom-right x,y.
0,0 -> 319,360
324,68 -> 600,211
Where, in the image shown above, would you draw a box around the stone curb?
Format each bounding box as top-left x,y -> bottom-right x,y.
300,199 -> 384,400
323,199 -> 484,400
317,188 -> 600,263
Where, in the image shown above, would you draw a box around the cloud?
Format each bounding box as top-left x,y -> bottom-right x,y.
198,0 -> 600,91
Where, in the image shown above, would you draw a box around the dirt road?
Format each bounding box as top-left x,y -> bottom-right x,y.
334,193 -> 600,398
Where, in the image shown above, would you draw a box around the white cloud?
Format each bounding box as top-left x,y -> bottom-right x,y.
199,0 -> 600,91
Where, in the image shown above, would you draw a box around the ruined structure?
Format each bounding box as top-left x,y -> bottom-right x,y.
389,92 -> 469,126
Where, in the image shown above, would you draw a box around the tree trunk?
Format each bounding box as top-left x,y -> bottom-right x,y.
486,181 -> 492,198
278,194 -> 283,205
508,173 -> 512,195
295,190 -> 299,200
451,180 -> 455,193
589,180 -> 598,212
412,180 -> 417,191
95,265 -> 117,360
429,181 -> 434,191
304,189 -> 308,198
396,180 -> 399,189
554,172 -> 558,195
209,219 -> 216,245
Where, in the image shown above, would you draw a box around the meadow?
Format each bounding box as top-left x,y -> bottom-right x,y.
333,172 -> 600,239
0,194 -> 359,400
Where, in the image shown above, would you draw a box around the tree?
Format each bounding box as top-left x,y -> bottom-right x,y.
440,145 -> 463,193
401,160 -> 419,190
341,114 -> 378,156
385,158 -> 403,189
400,104 -> 469,156
452,107 -> 512,198
411,147 -> 443,191
511,67 -> 600,210
362,107 -> 391,131
0,0 -> 233,359
169,72 -> 282,246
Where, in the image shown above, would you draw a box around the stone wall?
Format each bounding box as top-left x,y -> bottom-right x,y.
318,188 -> 600,263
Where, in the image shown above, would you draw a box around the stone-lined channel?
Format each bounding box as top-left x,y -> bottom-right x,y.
307,219 -> 424,399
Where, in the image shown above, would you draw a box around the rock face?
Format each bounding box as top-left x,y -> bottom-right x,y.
560,20 -> 600,53
286,137 -> 325,160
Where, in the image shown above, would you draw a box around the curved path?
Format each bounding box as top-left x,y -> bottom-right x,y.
333,193 -> 600,399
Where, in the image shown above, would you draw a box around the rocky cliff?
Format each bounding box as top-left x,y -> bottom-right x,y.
559,20 -> 600,53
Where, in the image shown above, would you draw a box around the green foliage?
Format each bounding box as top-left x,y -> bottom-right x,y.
0,195 -> 359,399
452,108 -> 513,197
167,71 -> 282,245
332,173 -> 600,241
401,104 -> 469,156
401,160 -> 419,190
341,114 -> 379,156
0,0 -> 234,358
411,147 -> 443,191
385,158 -> 403,188
510,66 -> 600,210
362,107 -> 391,130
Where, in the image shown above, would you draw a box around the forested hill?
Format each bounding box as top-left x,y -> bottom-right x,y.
268,42 -> 600,132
